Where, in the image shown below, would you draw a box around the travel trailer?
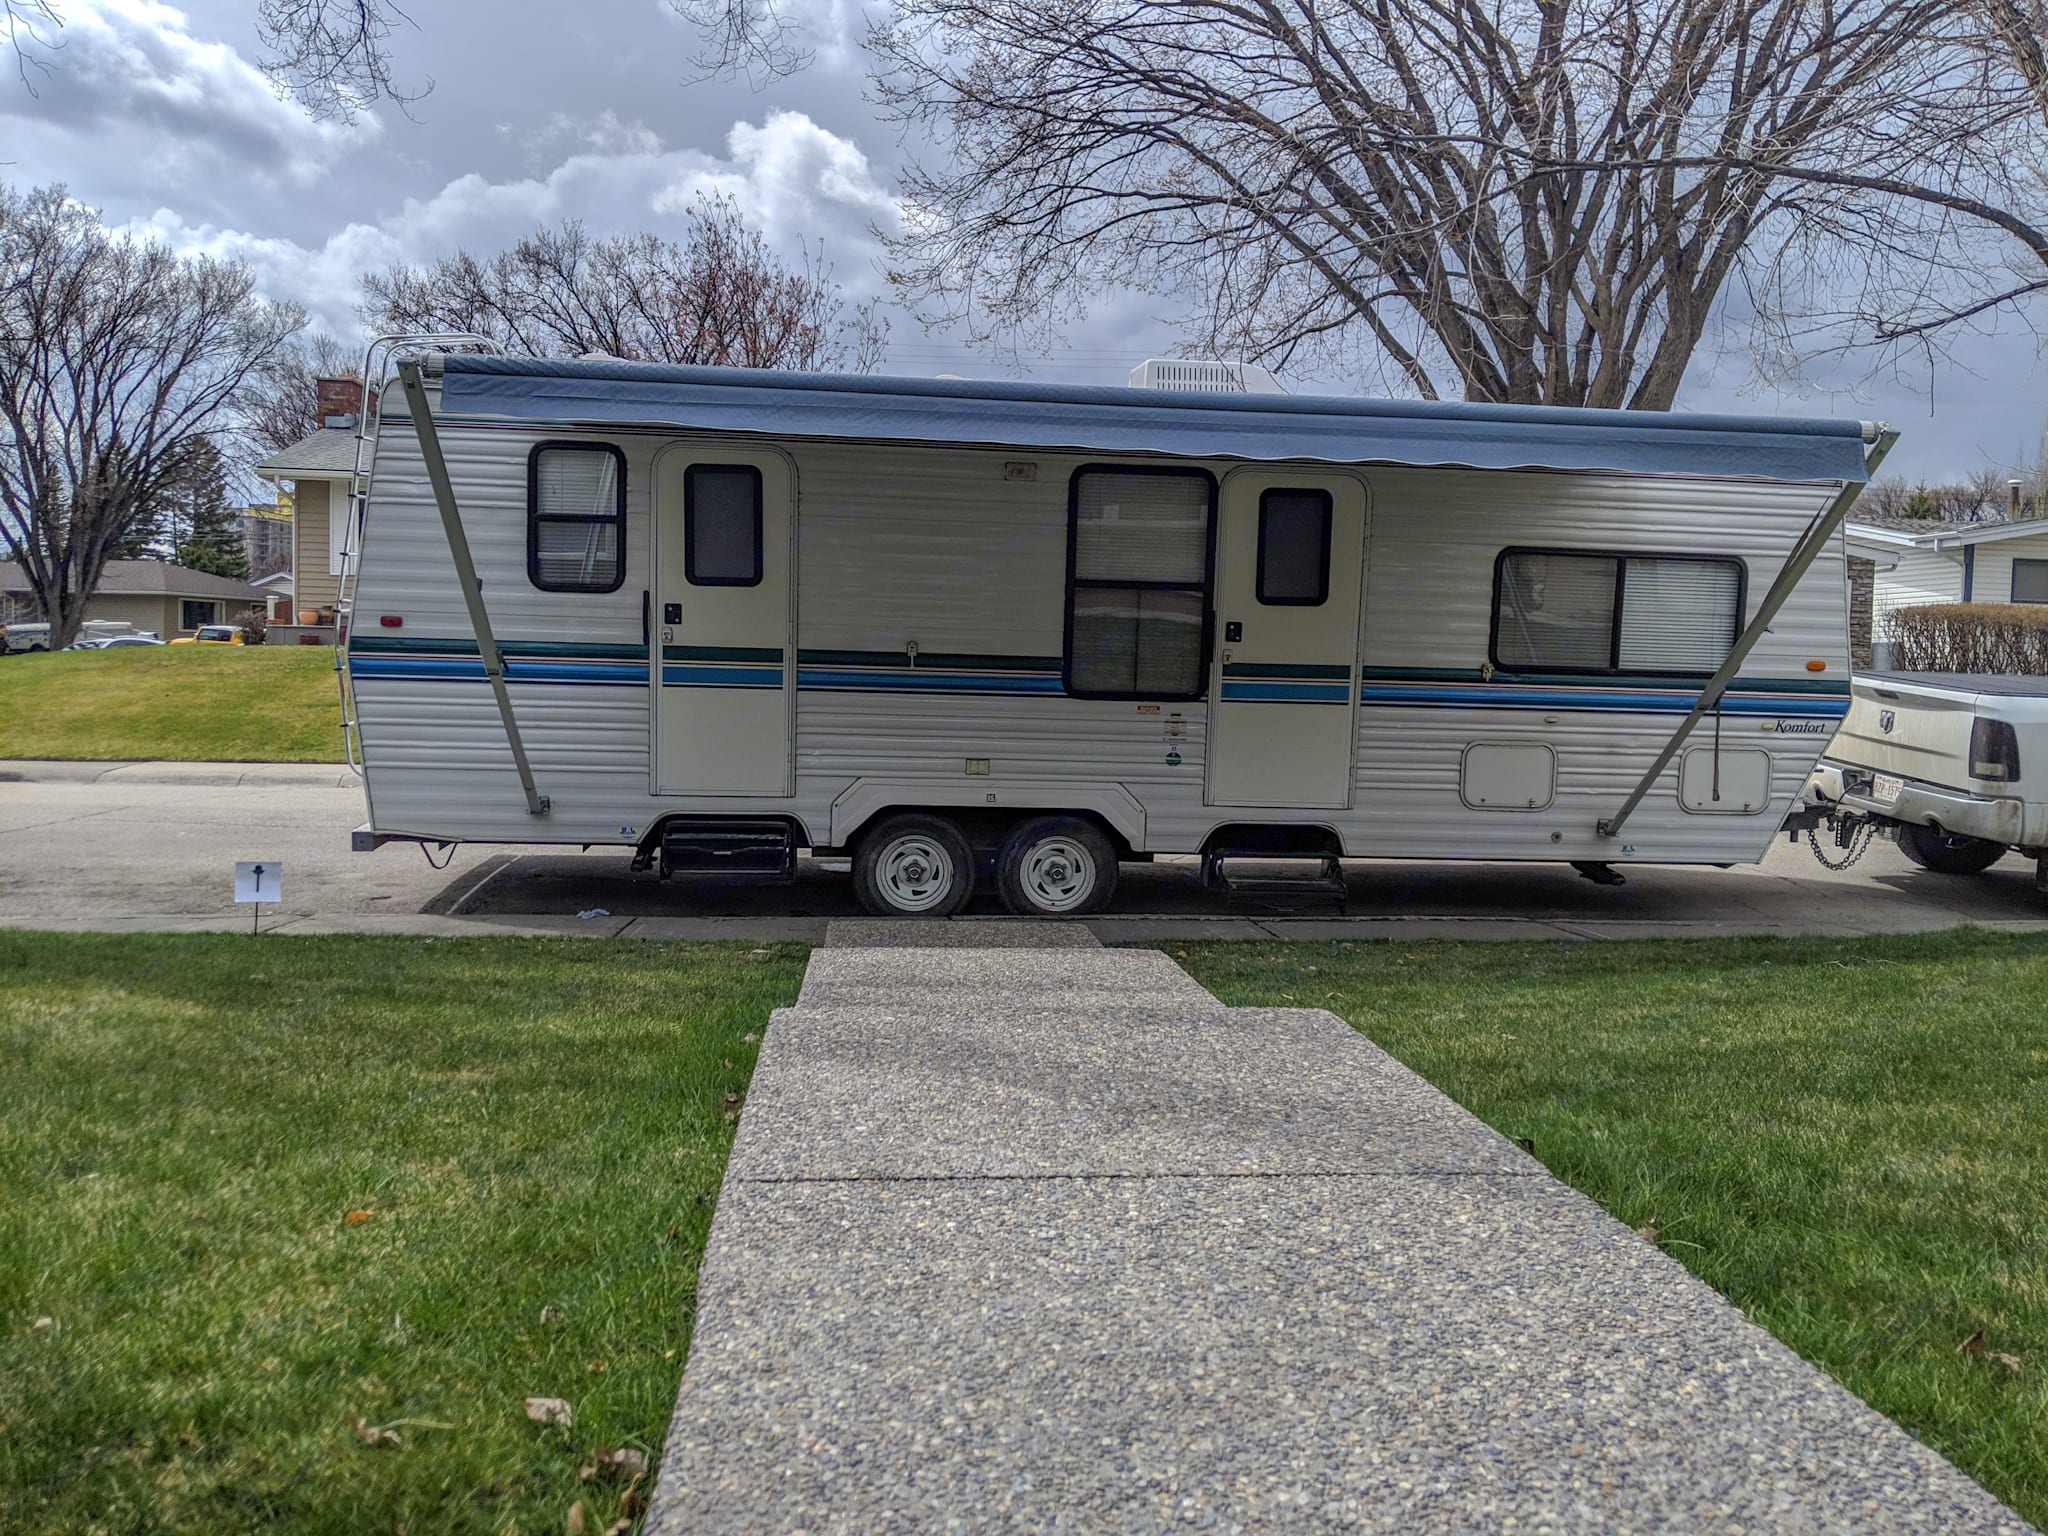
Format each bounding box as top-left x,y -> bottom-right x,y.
336,349 -> 1892,916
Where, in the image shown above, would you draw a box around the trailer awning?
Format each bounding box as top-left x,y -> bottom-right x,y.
437,357 -> 1878,483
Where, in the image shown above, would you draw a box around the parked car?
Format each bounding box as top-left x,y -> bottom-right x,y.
96,634 -> 165,648
169,625 -> 245,646
1803,671 -> 2048,890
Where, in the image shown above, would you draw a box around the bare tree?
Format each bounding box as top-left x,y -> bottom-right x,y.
868,0 -> 2048,407
0,185 -> 304,648
235,330 -> 361,465
358,197 -> 886,372
2,1 -> 60,92
256,0 -> 809,118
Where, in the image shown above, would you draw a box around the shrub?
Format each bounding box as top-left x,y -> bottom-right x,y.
1883,603 -> 2048,673
237,611 -> 268,646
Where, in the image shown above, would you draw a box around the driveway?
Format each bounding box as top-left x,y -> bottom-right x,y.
1,760 -> 2043,940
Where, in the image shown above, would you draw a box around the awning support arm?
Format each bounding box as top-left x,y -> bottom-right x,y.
397,359 -> 550,819
1597,425 -> 1898,840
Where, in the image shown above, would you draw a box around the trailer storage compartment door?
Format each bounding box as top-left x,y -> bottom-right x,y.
651,446 -> 794,796
1206,471 -> 1367,809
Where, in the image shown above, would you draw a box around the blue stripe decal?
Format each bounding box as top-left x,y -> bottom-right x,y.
797,667 -> 1065,695
1358,683 -> 1848,718
351,656 -> 647,686
1220,681 -> 1354,703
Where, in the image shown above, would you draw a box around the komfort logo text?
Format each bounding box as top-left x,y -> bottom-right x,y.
1765,720 -> 1833,735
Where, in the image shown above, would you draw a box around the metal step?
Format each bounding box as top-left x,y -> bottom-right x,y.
1202,852 -> 1348,909
656,819 -> 799,883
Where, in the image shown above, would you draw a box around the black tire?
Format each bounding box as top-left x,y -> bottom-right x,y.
995,815 -> 1119,917
852,813 -> 976,917
1896,823 -> 2007,875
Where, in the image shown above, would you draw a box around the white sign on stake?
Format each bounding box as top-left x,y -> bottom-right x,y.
235,861 -> 283,904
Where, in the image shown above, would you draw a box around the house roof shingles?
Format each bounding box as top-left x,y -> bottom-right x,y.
0,561 -> 269,602
254,428 -> 359,478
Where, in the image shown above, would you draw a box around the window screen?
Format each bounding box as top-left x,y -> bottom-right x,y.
2013,558 -> 2048,604
1257,488 -> 1332,605
1065,468 -> 1214,698
528,444 -> 625,593
685,465 -> 763,586
1493,549 -> 1741,674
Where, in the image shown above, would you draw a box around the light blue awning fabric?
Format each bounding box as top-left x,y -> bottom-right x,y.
437,356 -> 1877,483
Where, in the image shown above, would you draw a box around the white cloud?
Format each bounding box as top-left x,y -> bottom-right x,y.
1,0 -> 372,192
123,108 -> 902,338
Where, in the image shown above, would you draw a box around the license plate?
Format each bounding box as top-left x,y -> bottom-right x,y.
1873,773 -> 1905,804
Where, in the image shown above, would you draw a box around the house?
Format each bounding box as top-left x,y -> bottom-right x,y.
1845,515 -> 2048,666
252,569 -> 297,625
252,376 -> 375,645
0,560 -> 270,639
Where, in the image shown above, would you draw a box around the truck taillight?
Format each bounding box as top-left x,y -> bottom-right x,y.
1971,718 -> 2021,782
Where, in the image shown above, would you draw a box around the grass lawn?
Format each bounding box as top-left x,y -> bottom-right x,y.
0,646 -> 343,762
1170,928 -> 2048,1525
0,933 -> 807,1535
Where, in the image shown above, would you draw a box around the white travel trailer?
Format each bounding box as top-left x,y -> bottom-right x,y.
339,351 -> 1893,916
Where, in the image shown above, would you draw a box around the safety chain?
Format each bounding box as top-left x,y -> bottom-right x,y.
1808,815 -> 1879,871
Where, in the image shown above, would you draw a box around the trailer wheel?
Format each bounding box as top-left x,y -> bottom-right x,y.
853,814 -> 975,917
995,816 -> 1118,916
1896,823 -> 2007,875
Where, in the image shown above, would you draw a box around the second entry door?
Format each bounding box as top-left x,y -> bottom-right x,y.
1205,470 -> 1366,808
652,446 -> 793,796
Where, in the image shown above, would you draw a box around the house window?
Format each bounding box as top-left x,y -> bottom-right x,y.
2013,558 -> 2048,604
1257,488 -> 1332,606
685,465 -> 763,586
527,443 -> 626,593
1492,548 -> 1744,675
1065,467 -> 1215,699
181,600 -> 218,630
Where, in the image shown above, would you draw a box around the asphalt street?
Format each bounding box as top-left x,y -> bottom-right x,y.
3,759 -> 2044,940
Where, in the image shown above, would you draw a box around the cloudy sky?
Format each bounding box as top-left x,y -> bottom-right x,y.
4,0 -> 2045,483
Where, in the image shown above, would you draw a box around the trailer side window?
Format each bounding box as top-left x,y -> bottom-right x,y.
1257,488 -> 1332,606
1492,549 -> 1742,675
528,443 -> 626,593
1065,467 -> 1215,699
685,465 -> 763,586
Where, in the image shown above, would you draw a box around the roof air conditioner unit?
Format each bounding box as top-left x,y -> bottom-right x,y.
1128,358 -> 1286,395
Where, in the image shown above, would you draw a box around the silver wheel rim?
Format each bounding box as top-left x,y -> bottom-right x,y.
876,835 -> 955,913
1020,836 -> 1095,913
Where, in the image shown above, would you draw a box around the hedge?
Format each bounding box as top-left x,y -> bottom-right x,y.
1882,602 -> 2048,673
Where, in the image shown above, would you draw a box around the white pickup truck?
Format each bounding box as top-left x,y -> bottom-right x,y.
1804,672 -> 2048,890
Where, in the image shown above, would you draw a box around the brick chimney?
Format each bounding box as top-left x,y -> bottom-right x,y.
315,376 -> 378,428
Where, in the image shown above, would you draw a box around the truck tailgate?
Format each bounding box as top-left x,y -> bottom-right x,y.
1833,675 -> 1982,784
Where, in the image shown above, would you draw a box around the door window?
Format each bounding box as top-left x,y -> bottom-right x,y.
685,465 -> 763,586
1256,488 -> 1333,605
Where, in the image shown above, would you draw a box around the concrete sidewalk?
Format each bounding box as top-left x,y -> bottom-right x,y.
647,921 -> 2032,1534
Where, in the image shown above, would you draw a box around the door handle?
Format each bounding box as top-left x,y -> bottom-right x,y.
641,590 -> 650,648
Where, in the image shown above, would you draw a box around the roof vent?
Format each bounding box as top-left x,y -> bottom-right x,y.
1129,358 -> 1286,395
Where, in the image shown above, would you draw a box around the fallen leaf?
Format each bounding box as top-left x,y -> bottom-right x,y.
539,1305 -> 565,1327
663,1348 -> 677,1360
722,1057 -> 733,1069
525,1396 -> 574,1427
343,1210 -> 372,1225
565,1500 -> 587,1536
673,1148 -> 695,1159
621,1471 -> 648,1516
31,1316 -> 55,1333
664,1224 -> 681,1243
742,1032 -> 759,1043
1958,1332 -> 2022,1371
587,1360 -> 606,1374
350,1416 -> 402,1448
603,1520 -> 631,1536
578,1446 -> 649,1482
1635,1216 -> 1661,1245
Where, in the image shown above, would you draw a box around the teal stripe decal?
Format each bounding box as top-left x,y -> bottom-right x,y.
663,644 -> 783,664
796,648 -> 1063,673
1223,662 -> 1353,680
351,636 -> 647,661
1358,665 -> 1848,696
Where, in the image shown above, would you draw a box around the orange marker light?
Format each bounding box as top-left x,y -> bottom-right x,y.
1806,659 -> 1827,672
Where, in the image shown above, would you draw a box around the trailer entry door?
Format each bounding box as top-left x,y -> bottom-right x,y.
1206,471 -> 1365,809
651,447 -> 794,796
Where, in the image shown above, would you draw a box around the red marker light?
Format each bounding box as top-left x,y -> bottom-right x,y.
379,615 -> 403,628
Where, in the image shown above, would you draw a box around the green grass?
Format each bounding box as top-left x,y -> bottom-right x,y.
0,934 -> 807,1535
0,647 -> 344,762
1167,928 -> 2048,1524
